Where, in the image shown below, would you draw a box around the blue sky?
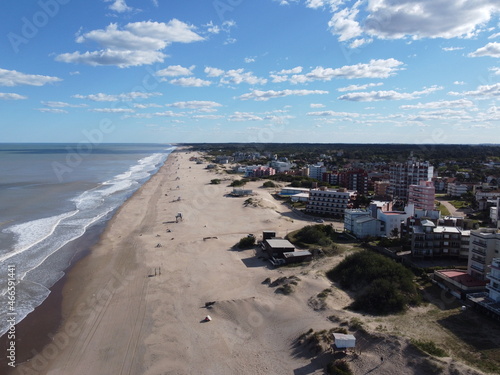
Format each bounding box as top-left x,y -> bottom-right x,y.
1,0 -> 500,144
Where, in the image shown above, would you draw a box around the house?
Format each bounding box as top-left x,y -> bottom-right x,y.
262,238 -> 295,258
283,250 -> 312,264
433,269 -> 487,299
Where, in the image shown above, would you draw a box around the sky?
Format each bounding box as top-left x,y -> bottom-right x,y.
1,0 -> 500,144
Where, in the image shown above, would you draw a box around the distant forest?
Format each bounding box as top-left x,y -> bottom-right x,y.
182,143 -> 500,165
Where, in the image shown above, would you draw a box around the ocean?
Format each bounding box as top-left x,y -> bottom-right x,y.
0,143 -> 174,336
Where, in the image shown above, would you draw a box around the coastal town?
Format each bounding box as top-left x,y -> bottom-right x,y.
6,144 -> 500,375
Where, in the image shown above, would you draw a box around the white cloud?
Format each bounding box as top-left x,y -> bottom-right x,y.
56,50 -> 166,68
126,20 -> 205,43
338,86 -> 442,102
228,112 -> 264,121
56,20 -> 204,67
349,38 -> 372,48
169,77 -> 212,87
41,101 -> 87,108
192,114 -> 224,119
338,82 -> 383,92
0,68 -> 62,87
275,66 -> 303,75
133,103 -> 162,109
167,101 -> 222,109
244,57 -> 256,63
104,0 -> 133,13
73,91 -> 162,101
35,108 -> 68,113
0,93 -> 27,100
449,83 -> 500,98
489,32 -> 500,39
454,81 -> 466,85
125,110 -> 184,119
364,1 -> 500,40
204,67 -> 225,77
490,67 -> 500,75
305,0 -> 343,11
204,67 -> 267,85
274,59 -> 403,84
469,42 -> 500,58
156,65 -> 195,77
442,46 -> 464,51
304,1 -> 500,46
400,99 -> 475,109
90,108 -> 135,113
310,103 -> 325,108
307,110 -> 360,117
239,89 -> 328,101
328,5 -> 363,42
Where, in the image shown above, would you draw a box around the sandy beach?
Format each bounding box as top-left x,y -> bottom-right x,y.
8,148 -> 489,375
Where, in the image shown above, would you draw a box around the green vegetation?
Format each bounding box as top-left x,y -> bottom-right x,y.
287,224 -> 340,256
326,250 -> 420,315
411,339 -> 447,358
230,178 -> 250,187
262,180 -> 277,188
326,360 -> 353,375
237,236 -> 255,249
210,179 -> 221,184
435,201 -> 450,216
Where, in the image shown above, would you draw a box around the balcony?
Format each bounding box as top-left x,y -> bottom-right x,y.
472,240 -> 487,248
471,248 -> 486,256
487,272 -> 500,284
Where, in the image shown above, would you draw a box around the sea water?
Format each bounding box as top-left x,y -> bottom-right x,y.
0,143 -> 173,336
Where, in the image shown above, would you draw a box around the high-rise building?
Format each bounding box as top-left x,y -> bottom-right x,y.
389,159 -> 434,200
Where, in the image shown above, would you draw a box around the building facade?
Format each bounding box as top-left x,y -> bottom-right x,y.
468,229 -> 500,281
306,188 -> 351,217
408,180 -> 435,211
389,159 -> 434,200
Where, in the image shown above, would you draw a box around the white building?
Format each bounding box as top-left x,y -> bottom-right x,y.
447,182 -> 469,197
468,229 -> 500,281
308,163 -> 327,181
344,204 -> 415,239
306,188 -> 351,217
487,258 -> 500,302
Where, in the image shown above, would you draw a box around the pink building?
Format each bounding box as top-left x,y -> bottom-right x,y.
408,180 -> 435,211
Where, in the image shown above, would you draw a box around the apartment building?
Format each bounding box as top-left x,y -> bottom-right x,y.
408,180 -> 435,211
389,159 -> 434,200
468,229 -> 500,281
306,188 -> 351,217
411,220 -> 470,259
447,182 -> 470,197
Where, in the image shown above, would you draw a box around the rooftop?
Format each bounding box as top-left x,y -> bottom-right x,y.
435,270 -> 488,288
266,239 -> 295,248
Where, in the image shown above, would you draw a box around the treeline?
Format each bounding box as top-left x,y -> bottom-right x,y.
183,143 -> 500,164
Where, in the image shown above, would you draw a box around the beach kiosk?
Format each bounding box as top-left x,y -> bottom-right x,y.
332,333 -> 356,352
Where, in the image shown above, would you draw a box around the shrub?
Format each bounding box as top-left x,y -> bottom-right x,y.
326,250 -> 420,315
237,236 -> 255,249
230,178 -> 249,187
326,360 -> 353,375
210,179 -> 221,184
263,180 -> 277,188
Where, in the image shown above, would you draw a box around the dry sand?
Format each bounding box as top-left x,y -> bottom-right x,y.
11,148 -> 487,375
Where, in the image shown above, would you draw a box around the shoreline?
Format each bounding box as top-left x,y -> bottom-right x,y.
0,149 -> 178,374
